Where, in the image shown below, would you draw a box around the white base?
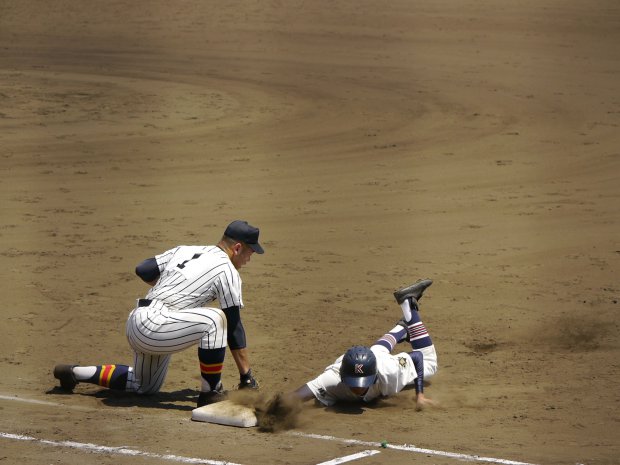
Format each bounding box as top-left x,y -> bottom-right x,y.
191,400 -> 258,428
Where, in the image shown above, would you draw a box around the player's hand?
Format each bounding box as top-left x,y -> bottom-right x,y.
415,392 -> 438,411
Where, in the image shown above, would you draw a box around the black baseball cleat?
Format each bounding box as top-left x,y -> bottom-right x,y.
197,389 -> 227,408
238,368 -> 259,390
53,364 -> 78,391
393,279 -> 433,305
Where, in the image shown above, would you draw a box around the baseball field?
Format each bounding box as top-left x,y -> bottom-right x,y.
1,1 -> 619,464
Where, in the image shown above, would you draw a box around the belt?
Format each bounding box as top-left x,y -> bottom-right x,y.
138,299 -> 152,307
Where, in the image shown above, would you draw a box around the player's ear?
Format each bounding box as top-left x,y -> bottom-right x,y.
233,243 -> 243,255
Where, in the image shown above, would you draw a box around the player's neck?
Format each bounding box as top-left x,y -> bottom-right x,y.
216,242 -> 233,260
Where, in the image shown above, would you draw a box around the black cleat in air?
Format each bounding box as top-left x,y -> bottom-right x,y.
393,279 -> 433,305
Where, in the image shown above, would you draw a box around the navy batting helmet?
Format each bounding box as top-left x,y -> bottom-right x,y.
339,346 -> 377,388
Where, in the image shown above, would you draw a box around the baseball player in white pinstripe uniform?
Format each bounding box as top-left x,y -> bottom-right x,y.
289,279 -> 438,410
53,220 -> 264,407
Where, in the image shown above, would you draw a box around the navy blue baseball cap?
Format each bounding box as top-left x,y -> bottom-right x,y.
224,220 -> 264,254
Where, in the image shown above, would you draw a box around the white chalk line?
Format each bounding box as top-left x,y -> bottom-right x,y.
315,450 -> 380,465
0,431 -> 242,465
1,393 -> 540,465
1,431 -> 377,465
287,432 -> 540,465
0,395 -> 375,465
0,394 -> 60,406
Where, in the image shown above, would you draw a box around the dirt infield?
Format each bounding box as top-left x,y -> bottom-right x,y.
1,1 -> 619,464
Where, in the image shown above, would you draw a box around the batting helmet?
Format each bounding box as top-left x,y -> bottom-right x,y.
339,346 -> 377,388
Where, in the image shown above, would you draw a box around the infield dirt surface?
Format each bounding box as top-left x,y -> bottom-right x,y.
1,1 -> 619,464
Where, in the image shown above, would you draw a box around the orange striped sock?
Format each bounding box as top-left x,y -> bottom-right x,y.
198,348 -> 226,391
87,364 -> 130,390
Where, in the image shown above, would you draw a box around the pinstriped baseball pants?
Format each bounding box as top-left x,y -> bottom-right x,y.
125,300 -> 227,394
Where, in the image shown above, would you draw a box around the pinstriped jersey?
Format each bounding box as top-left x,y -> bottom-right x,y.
144,245 -> 243,310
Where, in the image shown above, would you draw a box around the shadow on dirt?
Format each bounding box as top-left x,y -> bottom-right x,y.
324,396 -> 387,415
46,387 -> 198,411
325,402 -> 365,415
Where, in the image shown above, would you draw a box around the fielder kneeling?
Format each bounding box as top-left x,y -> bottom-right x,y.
291,279 -> 438,410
